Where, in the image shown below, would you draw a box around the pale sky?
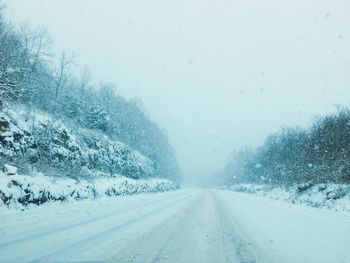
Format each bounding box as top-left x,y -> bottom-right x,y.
4,0 -> 350,185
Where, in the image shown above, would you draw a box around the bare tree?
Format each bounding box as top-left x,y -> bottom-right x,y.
79,66 -> 91,101
54,52 -> 75,100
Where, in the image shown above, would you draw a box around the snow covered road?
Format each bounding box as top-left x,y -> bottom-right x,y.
0,189 -> 349,263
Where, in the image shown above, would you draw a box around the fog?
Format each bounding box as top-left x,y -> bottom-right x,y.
5,0 -> 350,186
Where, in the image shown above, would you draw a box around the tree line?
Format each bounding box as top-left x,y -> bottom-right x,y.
224,108 -> 350,185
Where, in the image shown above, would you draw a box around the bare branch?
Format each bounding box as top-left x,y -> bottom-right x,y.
54,52 -> 75,100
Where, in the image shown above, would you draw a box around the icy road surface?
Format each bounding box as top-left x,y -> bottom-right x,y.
0,189 -> 349,263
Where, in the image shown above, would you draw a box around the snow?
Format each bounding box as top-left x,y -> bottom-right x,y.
255,163 -> 262,169
0,107 -> 156,180
228,183 -> 350,212
0,172 -> 177,209
0,189 -> 349,263
3,164 -> 17,175
1,131 -> 12,137
216,190 -> 350,263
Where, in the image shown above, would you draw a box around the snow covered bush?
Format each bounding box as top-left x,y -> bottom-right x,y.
228,183 -> 350,212
0,172 -> 177,209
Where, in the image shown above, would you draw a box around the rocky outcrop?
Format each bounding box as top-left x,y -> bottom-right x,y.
0,109 -> 155,179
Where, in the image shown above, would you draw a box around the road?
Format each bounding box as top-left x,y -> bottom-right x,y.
0,189 -> 349,263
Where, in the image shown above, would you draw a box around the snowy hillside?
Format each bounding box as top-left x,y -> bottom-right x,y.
0,107 -> 155,179
0,6 -> 181,186
0,6 -> 182,210
0,107 -> 179,209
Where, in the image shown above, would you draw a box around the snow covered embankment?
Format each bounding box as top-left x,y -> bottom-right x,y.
0,171 -> 177,209
0,108 -> 155,179
228,183 -> 350,212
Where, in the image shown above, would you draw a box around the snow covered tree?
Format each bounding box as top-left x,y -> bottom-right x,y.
224,108 -> 350,185
83,105 -> 110,131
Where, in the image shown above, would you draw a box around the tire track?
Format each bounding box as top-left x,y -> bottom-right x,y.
212,190 -> 274,263
29,194 -> 195,263
0,192 -> 190,249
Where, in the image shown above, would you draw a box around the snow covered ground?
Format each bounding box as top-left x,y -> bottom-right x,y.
0,188 -> 349,263
228,183 -> 350,212
0,172 -> 177,209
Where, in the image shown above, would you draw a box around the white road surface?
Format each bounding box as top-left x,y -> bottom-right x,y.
0,189 -> 349,263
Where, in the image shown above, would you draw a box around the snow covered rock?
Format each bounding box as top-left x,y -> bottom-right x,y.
0,172 -> 177,209
0,109 -> 155,179
3,164 -> 17,176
